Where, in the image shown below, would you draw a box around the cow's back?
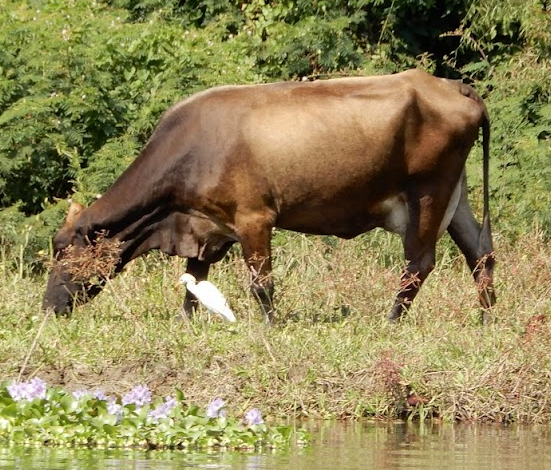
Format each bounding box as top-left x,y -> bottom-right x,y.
172,69 -> 483,176
146,70 -> 486,236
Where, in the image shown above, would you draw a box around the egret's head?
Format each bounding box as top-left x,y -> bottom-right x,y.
179,273 -> 196,287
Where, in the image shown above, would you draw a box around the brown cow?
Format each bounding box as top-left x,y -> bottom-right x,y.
43,69 -> 496,322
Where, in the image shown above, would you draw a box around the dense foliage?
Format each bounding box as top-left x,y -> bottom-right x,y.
0,0 -> 550,267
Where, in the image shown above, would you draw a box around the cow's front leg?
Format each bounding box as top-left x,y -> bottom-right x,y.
180,258 -> 210,321
238,218 -> 275,324
388,247 -> 436,322
248,254 -> 274,323
388,192 -> 441,322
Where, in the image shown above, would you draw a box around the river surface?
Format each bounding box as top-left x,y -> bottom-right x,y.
1,421 -> 550,469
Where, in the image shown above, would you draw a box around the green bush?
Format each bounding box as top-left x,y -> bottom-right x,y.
1,0 -> 550,268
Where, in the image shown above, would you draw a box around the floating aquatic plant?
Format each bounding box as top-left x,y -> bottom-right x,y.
206,397 -> 226,419
0,379 -> 308,450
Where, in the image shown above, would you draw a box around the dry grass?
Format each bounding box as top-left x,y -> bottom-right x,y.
1,229 -> 550,423
48,231 -> 121,282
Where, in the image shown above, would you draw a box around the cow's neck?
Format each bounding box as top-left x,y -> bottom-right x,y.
79,195 -> 171,264
75,146 -> 183,263
84,193 -> 168,239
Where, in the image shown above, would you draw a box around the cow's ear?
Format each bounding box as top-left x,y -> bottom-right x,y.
65,201 -> 86,227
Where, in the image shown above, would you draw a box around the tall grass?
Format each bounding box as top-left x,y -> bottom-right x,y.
1,229 -> 550,423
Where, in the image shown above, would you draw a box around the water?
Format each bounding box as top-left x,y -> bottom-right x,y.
1,422 -> 550,470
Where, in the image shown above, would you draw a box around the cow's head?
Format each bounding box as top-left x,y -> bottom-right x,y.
42,202 -> 117,315
43,198 -> 235,315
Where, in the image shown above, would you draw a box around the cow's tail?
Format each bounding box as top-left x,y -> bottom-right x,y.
458,83 -> 493,253
480,103 -> 492,254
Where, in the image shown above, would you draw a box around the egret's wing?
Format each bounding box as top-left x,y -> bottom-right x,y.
193,280 -> 236,323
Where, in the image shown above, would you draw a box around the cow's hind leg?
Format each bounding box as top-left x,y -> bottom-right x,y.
447,176 -> 496,317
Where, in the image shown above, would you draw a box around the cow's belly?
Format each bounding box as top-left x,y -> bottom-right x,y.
275,196 -> 397,239
377,179 -> 462,240
377,194 -> 409,239
276,179 -> 461,241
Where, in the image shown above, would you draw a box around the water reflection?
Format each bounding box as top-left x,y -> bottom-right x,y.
1,422 -> 550,470
294,421 -> 551,470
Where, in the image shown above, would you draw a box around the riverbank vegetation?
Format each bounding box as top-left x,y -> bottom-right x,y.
2,230 -> 550,424
0,0 -> 550,424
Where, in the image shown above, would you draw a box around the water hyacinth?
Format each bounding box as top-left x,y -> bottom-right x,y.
72,389 -> 92,399
122,384 -> 152,407
0,378 -> 308,450
148,396 -> 178,422
7,377 -> 47,401
93,389 -> 108,401
245,408 -> 264,426
73,389 -> 109,402
206,398 -> 226,418
107,398 -> 123,422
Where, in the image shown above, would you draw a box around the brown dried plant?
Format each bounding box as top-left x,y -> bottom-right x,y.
49,231 -> 121,283
372,350 -> 406,405
399,269 -> 422,292
475,252 -> 495,292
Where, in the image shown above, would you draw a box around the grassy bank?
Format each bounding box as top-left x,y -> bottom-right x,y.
1,229 -> 550,424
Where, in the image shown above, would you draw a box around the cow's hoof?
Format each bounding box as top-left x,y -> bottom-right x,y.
387,314 -> 402,324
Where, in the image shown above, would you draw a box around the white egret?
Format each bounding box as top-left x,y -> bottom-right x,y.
178,273 -> 236,323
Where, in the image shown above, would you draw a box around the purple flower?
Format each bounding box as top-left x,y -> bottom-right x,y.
7,377 -> 48,401
162,395 -> 178,413
93,389 -> 107,401
7,383 -> 27,401
72,390 -> 91,399
206,398 -> 226,418
244,408 -> 264,426
73,388 -> 108,402
107,398 -> 123,422
122,385 -> 152,407
148,396 -> 178,422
